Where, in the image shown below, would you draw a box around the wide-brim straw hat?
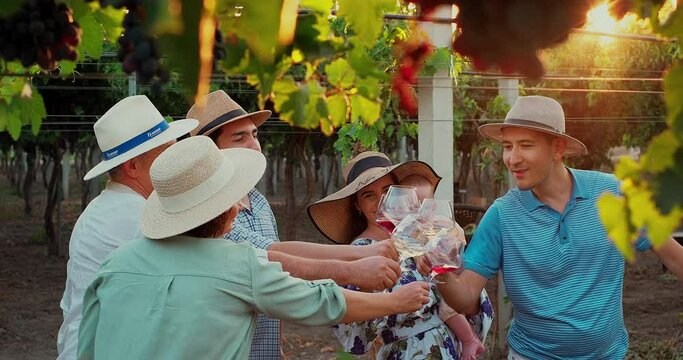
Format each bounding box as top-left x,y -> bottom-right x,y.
187,90 -> 271,137
84,95 -> 198,180
478,95 -> 587,156
308,151 -> 442,244
141,136 -> 266,239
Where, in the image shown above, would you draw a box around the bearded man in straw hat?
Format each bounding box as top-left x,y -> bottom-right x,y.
187,90 -> 403,359
76,136 -> 432,360
436,96 -> 683,360
56,95 -> 197,360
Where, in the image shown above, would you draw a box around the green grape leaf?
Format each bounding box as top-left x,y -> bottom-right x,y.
273,78 -> 327,128
143,0 -> 184,35
423,47 -> 451,76
641,130 -> 679,173
16,91 -> 47,136
597,193 -> 636,262
337,0 -> 395,47
223,0 -> 285,65
350,94 -> 381,125
327,93 -> 348,127
6,105 -> 22,140
0,102 -> 10,132
65,0 -> 93,22
0,0 -> 22,16
347,47 -> 388,79
301,0 -> 333,13
614,156 -> 643,179
59,61 -> 77,76
657,5 -> 683,43
326,58 -> 356,89
664,63 -> 683,129
653,166 -> 683,214
355,76 -> 381,100
79,13 -> 104,58
94,7 -> 124,42
157,0 -> 203,101
357,126 -> 379,148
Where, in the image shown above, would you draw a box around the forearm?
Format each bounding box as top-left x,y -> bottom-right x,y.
437,272 -> 483,315
269,241 -> 363,261
267,250 -> 352,283
653,237 -> 683,281
340,289 -> 397,323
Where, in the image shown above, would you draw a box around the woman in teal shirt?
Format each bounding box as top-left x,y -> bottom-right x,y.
77,136 -> 430,360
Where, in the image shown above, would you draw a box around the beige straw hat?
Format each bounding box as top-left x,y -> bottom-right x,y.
84,95 -> 198,181
141,136 -> 266,239
308,151 -> 442,244
187,90 -> 271,137
478,95 -> 587,156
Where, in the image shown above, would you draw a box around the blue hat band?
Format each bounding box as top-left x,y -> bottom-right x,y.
102,120 -> 170,161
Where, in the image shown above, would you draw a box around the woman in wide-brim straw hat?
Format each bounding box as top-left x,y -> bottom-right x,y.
308,151 -> 493,359
77,137 -> 432,360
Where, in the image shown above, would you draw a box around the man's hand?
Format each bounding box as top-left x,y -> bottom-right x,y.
359,239 -> 399,261
390,281 -> 431,313
344,256 -> 401,291
413,255 -> 431,276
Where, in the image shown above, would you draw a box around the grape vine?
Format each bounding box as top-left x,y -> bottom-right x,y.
0,0 -> 81,70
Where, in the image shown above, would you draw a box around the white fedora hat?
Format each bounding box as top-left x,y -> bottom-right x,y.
308,151 -> 442,244
478,96 -> 588,156
187,90 -> 271,137
141,136 -> 266,239
83,95 -> 199,180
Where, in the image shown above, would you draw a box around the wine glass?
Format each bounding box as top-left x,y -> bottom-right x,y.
376,185 -> 420,229
418,199 -> 455,239
424,224 -> 466,281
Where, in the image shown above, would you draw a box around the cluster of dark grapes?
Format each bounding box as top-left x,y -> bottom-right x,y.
452,0 -> 594,77
83,0 -> 169,92
0,0 -> 81,70
410,0 -> 594,77
88,0 -> 226,93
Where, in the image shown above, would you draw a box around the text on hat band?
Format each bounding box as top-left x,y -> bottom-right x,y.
102,120 -> 170,161
196,108 -> 249,135
346,156 -> 393,185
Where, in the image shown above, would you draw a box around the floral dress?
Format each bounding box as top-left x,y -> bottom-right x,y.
334,238 -> 494,359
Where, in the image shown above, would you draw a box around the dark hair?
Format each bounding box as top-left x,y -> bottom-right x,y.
183,210 -> 231,238
208,127 -> 224,144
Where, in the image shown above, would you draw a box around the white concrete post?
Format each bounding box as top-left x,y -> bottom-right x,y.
496,77 -> 518,357
418,5 -> 455,203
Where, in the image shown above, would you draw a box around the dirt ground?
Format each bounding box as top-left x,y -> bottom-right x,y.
0,175 -> 681,360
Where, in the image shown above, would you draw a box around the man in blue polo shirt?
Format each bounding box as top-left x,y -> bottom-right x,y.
437,96 -> 683,360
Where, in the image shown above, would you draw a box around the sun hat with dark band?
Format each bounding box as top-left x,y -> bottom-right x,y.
478,95 -> 588,156
83,95 -> 198,181
141,136 -> 266,239
307,151 -> 442,244
187,90 -> 271,137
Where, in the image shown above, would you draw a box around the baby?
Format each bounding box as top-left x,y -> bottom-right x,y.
401,174 -> 485,360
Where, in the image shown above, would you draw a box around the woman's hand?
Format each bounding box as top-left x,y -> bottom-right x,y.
360,238 -> 399,261
390,281 -> 431,313
413,255 -> 431,276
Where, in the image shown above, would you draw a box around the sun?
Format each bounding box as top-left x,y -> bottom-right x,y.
585,2 -> 619,43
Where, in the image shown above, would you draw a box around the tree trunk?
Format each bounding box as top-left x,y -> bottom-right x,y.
13,143 -> 26,196
283,134 -> 315,242
23,145 -> 37,215
45,148 -> 64,257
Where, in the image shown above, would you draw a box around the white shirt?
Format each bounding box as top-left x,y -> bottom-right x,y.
56,181 -> 145,360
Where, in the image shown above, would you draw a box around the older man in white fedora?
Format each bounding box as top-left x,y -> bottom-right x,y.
187,90 -> 403,359
77,136 -> 431,360
56,95 -> 197,360
436,96 -> 683,360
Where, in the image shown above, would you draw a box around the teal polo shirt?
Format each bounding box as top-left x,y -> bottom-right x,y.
464,168 -> 650,360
